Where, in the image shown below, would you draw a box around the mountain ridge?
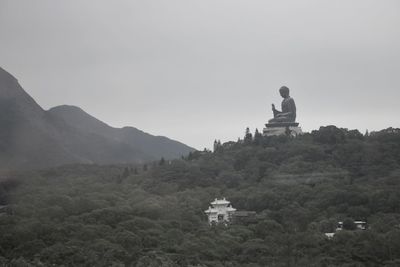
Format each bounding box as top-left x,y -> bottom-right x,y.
0,67 -> 195,170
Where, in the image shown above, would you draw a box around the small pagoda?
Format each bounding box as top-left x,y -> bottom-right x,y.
204,198 -> 236,225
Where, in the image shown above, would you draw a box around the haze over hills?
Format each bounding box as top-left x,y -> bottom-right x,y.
1,124 -> 400,266
0,67 -> 194,170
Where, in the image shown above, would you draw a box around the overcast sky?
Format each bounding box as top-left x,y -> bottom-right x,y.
1,0 -> 399,149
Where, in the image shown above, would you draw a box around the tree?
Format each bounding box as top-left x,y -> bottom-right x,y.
4,125 -> 400,266
312,125 -> 346,144
213,140 -> 222,153
254,128 -> 263,145
244,127 -> 253,143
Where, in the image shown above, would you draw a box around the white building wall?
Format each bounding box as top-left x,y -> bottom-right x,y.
205,198 -> 236,224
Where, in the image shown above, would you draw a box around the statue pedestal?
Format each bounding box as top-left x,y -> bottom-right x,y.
263,123 -> 302,137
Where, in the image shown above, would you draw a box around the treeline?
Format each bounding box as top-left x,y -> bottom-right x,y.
0,126 -> 400,266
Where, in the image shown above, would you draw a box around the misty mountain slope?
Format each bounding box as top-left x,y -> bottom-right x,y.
44,112 -> 151,165
0,67 -> 195,169
0,67 -> 79,169
48,105 -> 195,160
0,67 -> 44,119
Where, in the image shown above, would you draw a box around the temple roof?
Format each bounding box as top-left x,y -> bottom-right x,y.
204,206 -> 236,214
211,198 -> 230,205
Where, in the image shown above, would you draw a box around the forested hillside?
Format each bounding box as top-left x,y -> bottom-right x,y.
1,126 -> 400,266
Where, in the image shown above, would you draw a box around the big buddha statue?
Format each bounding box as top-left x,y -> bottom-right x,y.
264,86 -> 302,136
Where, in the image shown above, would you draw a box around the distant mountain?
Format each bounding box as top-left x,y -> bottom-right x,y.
47,105 -> 195,163
0,67 -> 194,170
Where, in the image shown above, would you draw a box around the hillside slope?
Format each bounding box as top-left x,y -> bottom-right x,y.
1,126 -> 400,266
0,67 -> 79,169
0,67 -> 194,169
48,105 -> 194,162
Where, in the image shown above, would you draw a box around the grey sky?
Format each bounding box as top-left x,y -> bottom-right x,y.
1,0 -> 399,149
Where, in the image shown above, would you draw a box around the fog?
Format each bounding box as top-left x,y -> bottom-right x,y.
1,0 -> 399,149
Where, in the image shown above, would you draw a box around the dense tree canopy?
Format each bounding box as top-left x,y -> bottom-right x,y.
1,126 -> 400,266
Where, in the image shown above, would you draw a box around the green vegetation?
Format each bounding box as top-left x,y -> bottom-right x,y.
1,126 -> 400,266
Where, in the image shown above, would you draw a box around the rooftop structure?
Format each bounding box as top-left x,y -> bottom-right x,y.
325,220 -> 367,238
204,198 -> 236,225
232,211 -> 257,224
336,221 -> 367,231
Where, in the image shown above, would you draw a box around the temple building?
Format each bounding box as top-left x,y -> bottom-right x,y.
204,198 -> 236,225
336,221 -> 367,231
325,220 -> 367,238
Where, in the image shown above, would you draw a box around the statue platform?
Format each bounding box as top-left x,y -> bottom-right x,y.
263,123 -> 302,137
265,122 -> 299,127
